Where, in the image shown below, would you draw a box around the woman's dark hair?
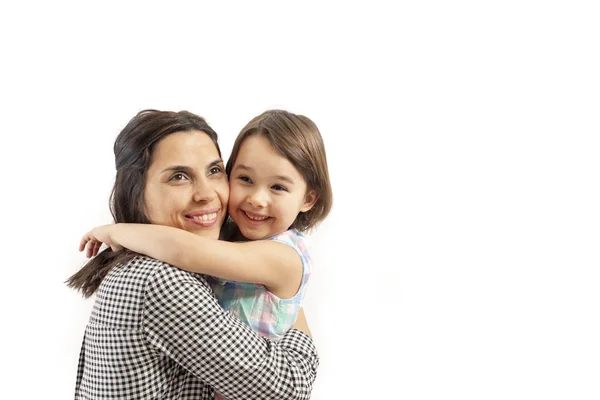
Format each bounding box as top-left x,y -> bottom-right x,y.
66,110 -> 221,297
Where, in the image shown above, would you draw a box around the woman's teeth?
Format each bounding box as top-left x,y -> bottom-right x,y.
194,213 -> 216,221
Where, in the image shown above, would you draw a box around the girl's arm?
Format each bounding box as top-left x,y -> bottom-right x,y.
81,223 -> 303,298
292,307 -> 312,338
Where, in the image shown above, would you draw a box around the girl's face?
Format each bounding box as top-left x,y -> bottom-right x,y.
228,134 -> 317,240
144,130 -> 229,240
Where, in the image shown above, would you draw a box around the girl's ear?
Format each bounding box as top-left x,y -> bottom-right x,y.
300,190 -> 319,213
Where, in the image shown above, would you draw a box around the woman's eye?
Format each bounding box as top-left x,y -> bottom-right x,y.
272,184 -> 287,192
209,166 -> 223,175
170,172 -> 189,181
238,175 -> 252,183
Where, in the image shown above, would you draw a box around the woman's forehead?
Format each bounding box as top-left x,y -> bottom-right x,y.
151,130 -> 220,166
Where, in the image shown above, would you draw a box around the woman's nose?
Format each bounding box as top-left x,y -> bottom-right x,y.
192,181 -> 217,203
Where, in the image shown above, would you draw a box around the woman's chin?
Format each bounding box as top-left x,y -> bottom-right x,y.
183,219 -> 222,239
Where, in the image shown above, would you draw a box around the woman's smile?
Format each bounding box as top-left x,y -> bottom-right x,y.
185,208 -> 221,227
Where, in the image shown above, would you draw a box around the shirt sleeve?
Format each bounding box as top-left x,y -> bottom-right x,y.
142,264 -> 319,400
270,230 -> 312,298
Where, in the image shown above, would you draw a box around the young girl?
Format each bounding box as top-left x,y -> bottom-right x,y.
80,110 -> 332,344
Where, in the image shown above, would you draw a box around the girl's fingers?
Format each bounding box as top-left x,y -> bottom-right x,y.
79,236 -> 89,252
86,241 -> 94,258
93,241 -> 102,257
80,232 -> 110,258
86,240 -> 97,258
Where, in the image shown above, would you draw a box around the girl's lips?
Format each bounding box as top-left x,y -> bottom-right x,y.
241,210 -> 271,226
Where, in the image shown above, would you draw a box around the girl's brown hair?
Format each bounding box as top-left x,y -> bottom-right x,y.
66,110 -> 221,297
226,110 -> 332,231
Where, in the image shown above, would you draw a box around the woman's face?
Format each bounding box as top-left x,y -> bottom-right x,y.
143,130 -> 229,240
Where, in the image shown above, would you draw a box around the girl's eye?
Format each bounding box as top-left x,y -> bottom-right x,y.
272,184 -> 287,192
170,172 -> 189,181
238,175 -> 252,183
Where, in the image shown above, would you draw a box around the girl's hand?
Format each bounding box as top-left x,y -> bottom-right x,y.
79,224 -> 123,258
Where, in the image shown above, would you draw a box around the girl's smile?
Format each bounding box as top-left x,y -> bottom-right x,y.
227,134 -> 316,240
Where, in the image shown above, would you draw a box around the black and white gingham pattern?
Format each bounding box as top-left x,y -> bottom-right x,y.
75,256 -> 319,399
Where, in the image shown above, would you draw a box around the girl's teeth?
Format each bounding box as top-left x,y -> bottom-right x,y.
246,212 -> 268,221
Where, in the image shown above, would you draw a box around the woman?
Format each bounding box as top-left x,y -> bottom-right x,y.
67,110 -> 318,399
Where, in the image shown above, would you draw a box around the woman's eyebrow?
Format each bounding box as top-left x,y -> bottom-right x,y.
161,165 -> 194,174
161,159 -> 223,174
208,158 -> 224,168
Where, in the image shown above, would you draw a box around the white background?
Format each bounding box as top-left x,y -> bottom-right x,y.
1,1 -> 599,399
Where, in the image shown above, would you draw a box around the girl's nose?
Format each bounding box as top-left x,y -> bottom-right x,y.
247,189 -> 267,208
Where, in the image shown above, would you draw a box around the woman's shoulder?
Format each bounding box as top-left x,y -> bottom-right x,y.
116,255 -> 210,289
115,254 -> 172,275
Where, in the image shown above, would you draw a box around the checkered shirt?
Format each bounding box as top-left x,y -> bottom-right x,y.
74,256 -> 319,399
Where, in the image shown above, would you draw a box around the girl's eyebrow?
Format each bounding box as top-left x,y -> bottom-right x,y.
234,164 -> 253,172
274,175 -> 294,184
234,164 -> 294,184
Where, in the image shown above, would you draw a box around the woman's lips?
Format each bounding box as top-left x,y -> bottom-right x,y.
186,209 -> 220,227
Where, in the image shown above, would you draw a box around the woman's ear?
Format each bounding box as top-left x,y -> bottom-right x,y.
300,190 -> 319,213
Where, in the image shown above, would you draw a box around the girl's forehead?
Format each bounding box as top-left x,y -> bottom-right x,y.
234,139 -> 305,184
